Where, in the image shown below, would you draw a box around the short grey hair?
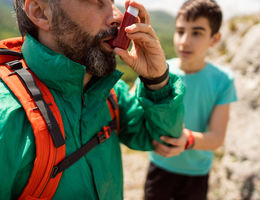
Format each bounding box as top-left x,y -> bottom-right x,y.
13,0 -> 58,38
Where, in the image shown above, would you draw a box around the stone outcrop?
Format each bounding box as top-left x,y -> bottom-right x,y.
208,14 -> 260,200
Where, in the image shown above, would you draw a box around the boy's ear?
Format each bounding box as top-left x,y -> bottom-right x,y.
24,0 -> 52,31
210,32 -> 221,47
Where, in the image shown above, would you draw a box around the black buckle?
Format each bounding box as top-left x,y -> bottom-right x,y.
32,93 -> 43,102
50,166 -> 59,178
6,60 -> 23,70
98,126 -> 111,143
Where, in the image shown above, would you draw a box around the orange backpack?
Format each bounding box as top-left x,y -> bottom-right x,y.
0,37 -> 119,200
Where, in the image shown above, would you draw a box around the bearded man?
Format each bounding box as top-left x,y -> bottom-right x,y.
0,0 -> 185,199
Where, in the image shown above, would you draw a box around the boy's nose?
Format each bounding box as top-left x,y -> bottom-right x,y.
108,4 -> 123,28
180,34 -> 191,45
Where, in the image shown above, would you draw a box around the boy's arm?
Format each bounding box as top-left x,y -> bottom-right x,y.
191,104 -> 229,150
153,104 -> 230,157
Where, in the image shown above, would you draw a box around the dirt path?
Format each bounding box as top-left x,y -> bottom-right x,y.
122,147 -> 149,200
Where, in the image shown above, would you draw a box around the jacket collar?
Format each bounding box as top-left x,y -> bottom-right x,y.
21,34 -> 122,96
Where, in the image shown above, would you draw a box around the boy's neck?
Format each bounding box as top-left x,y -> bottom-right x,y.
178,59 -> 206,74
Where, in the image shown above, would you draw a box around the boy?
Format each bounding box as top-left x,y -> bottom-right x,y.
144,0 -> 238,199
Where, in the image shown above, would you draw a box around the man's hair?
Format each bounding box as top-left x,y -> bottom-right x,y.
13,0 -> 58,38
176,0 -> 222,36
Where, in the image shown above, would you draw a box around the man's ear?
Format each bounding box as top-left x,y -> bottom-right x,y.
24,0 -> 52,31
210,32 -> 221,47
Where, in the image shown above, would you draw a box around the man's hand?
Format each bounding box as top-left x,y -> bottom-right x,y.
114,0 -> 167,89
153,129 -> 189,158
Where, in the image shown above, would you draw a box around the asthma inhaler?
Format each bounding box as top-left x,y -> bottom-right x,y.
111,6 -> 139,50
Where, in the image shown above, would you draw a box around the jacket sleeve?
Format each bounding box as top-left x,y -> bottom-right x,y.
114,73 -> 185,151
0,80 -> 35,200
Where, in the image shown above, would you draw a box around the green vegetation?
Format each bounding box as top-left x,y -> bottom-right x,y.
0,0 -> 12,6
0,2 -> 19,39
0,2 -> 176,86
150,10 -> 176,59
116,62 -> 137,87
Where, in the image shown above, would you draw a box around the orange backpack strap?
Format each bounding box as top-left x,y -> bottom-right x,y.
0,37 -> 24,63
0,59 -> 66,200
107,88 -> 120,134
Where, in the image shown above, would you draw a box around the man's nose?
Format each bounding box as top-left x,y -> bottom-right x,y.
108,4 -> 123,28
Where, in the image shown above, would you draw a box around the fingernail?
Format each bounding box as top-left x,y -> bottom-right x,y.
125,24 -> 136,31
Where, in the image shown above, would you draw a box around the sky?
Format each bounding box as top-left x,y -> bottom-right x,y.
115,0 -> 260,19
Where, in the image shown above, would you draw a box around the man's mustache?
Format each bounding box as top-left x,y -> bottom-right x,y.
95,27 -> 118,41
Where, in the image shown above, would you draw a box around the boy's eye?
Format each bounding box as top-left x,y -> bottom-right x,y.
177,30 -> 184,35
97,0 -> 105,7
192,31 -> 202,36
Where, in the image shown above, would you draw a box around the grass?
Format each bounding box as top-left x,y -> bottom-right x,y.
116,56 -> 138,87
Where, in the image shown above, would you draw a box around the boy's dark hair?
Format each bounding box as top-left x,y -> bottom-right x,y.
176,0 -> 222,36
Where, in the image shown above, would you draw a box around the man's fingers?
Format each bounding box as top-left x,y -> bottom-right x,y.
125,23 -> 157,39
125,1 -> 151,24
153,140 -> 182,158
154,140 -> 172,152
113,47 -> 135,66
126,33 -> 158,50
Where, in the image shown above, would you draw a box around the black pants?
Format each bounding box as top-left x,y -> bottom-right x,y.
144,162 -> 209,200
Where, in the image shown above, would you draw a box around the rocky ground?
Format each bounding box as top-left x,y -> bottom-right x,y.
122,14 -> 260,200
207,15 -> 260,200
122,147 -> 149,200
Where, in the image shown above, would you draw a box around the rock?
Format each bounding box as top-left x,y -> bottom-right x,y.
208,14 -> 260,200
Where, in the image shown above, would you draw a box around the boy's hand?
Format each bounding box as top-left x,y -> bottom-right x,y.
114,0 -> 167,89
153,130 -> 189,157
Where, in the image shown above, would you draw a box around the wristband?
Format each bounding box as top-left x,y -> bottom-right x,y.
139,63 -> 169,85
185,129 -> 195,150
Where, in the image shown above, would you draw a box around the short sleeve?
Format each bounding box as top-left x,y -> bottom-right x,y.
216,73 -> 238,105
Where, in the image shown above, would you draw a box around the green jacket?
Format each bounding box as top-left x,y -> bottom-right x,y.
0,35 -> 184,200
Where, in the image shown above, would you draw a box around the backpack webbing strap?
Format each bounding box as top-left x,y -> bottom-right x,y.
51,116 -> 118,178
6,60 -> 65,148
50,89 -> 119,178
50,88 -> 119,178
0,48 -> 23,57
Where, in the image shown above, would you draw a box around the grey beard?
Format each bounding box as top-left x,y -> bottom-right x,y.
84,46 -> 116,77
51,4 -> 117,77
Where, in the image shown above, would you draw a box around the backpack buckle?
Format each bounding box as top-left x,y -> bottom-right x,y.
6,60 -> 23,70
98,126 -> 111,143
50,166 -> 59,178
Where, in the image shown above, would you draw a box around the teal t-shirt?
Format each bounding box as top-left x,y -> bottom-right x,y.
150,58 -> 238,175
